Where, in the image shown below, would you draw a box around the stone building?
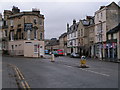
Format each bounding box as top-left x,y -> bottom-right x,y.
59,32 -> 67,55
2,6 -> 45,57
67,20 -> 79,55
77,18 -> 91,57
0,13 -> 3,51
45,38 -> 59,52
85,16 -> 95,57
94,2 -> 120,59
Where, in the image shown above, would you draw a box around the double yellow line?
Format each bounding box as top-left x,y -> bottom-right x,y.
8,64 -> 31,90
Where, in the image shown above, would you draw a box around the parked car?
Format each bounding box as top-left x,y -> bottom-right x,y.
70,52 -> 80,58
45,50 -> 49,54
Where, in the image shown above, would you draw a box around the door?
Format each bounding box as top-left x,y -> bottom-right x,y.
71,48 -> 73,53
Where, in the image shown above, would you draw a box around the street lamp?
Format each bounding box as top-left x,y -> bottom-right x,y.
99,20 -> 103,60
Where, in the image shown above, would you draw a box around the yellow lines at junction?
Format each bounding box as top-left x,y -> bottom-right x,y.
8,64 -> 31,90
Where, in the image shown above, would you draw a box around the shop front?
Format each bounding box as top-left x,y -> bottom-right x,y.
105,42 -> 117,61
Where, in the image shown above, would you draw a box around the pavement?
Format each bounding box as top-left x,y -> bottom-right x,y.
2,55 -> 119,89
2,62 -> 18,89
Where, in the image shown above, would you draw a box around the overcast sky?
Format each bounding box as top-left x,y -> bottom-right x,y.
0,0 -> 119,39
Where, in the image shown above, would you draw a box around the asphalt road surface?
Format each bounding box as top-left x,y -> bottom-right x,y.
2,55 -> 119,89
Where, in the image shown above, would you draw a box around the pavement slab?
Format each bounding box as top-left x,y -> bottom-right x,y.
2,62 -> 18,89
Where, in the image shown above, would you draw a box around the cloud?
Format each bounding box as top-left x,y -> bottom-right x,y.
0,1 -> 116,39
0,0 -> 119,2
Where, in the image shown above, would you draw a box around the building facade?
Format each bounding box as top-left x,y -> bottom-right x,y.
59,32 -> 67,55
94,2 -> 120,59
45,38 -> 59,52
0,14 -> 3,51
85,16 -> 95,58
67,20 -> 79,55
2,6 -> 45,57
106,23 -> 120,60
77,17 -> 94,57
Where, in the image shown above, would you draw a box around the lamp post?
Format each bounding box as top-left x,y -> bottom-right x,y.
99,21 -> 103,60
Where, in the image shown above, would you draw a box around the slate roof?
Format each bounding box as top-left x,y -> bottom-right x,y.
46,40 -> 59,46
81,19 -> 90,26
67,22 -> 79,34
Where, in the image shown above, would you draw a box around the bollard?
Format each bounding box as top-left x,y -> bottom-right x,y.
80,56 -> 87,68
51,54 -> 55,62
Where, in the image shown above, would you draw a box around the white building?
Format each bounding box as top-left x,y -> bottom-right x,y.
67,20 -> 79,55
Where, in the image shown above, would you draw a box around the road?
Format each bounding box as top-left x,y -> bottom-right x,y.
2,55 -> 119,89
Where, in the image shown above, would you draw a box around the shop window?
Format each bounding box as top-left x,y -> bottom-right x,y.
113,33 -> 117,39
108,34 -> 111,40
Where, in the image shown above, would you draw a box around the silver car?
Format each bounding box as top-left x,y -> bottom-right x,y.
70,52 -> 80,58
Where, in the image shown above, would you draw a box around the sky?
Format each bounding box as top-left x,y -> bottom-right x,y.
0,0 -> 119,39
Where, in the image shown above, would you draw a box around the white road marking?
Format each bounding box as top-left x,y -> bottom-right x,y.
65,64 -> 110,77
66,65 -> 72,67
80,68 -> 110,77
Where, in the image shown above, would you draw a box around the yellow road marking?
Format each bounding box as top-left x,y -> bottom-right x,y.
14,68 -> 21,80
21,81 -> 26,90
24,81 -> 31,90
16,68 -> 24,80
